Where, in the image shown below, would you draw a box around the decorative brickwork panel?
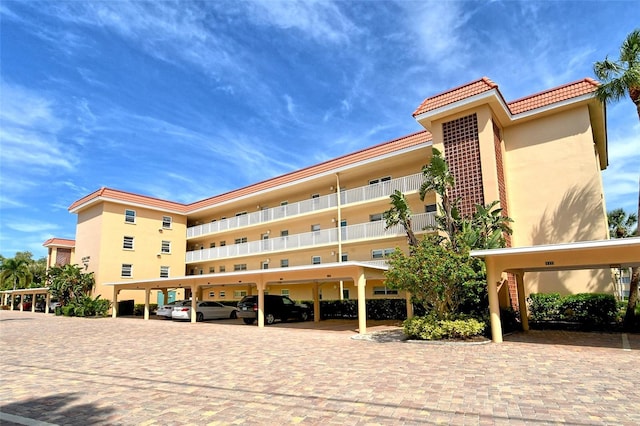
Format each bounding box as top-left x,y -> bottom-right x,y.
442,114 -> 484,218
55,248 -> 72,266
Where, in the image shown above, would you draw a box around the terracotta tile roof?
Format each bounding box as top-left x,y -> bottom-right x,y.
42,238 -> 76,248
187,130 -> 432,211
69,130 -> 432,214
507,78 -> 599,114
412,77 -> 499,117
413,77 -> 599,118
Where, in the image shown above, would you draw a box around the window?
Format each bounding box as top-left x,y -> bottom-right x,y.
125,209 -> 136,223
374,286 -> 398,295
281,230 -> 289,237
121,264 -> 132,278
311,193 -> 320,199
219,266 -> 226,273
281,289 -> 290,297
425,204 -> 437,213
209,291 -> 215,298
369,176 -> 391,185
369,213 -> 383,222
219,291 -> 226,298
341,253 -> 348,262
235,211 -> 247,216
162,216 -> 172,228
312,256 -> 321,265
280,201 -> 288,206
234,237 -> 248,244
161,240 -> 171,254
160,266 -> 169,278
208,267 -> 215,273
233,290 -> 247,299
123,236 -> 134,250
343,289 -> 350,299
372,248 -> 395,259
311,224 -> 320,232
210,242 -> 216,248
281,259 -> 289,268
262,261 -> 269,270
234,264 -> 247,271
220,241 -> 226,247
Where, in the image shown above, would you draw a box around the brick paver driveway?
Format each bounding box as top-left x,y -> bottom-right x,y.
1,310 -> 638,425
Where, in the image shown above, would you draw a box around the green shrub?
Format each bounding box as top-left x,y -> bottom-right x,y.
134,303 -> 158,316
527,293 -> 563,321
61,304 -> 75,317
403,314 -> 485,340
560,293 -> 616,327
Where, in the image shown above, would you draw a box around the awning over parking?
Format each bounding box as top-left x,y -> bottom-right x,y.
0,287 -> 52,313
104,261 -> 396,334
472,237 -> 640,343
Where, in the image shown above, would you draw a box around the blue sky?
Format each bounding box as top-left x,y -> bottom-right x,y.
0,1 -> 638,259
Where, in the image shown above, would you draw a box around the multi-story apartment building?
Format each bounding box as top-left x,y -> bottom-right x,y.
52,76 -> 612,329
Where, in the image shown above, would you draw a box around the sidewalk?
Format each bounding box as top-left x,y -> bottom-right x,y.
1,311 -> 638,425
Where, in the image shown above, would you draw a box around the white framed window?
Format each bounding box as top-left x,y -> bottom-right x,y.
341,253 -> 348,262
369,213 -> 383,222
219,291 -> 226,298
373,286 -> 398,295
235,211 -> 247,216
369,176 -> 391,185
161,240 -> 171,254
425,204 -> 437,213
220,241 -> 226,246
311,193 -> 320,199
281,289 -> 290,296
343,289 -> 350,299
234,237 -> 248,244
234,264 -> 247,271
209,291 -> 215,298
209,267 -> 215,273
280,201 -> 288,206
281,259 -> 289,268
219,265 -> 226,272
121,264 -> 132,278
160,266 -> 169,278
372,248 -> 395,259
125,209 -> 136,224
262,261 -> 269,270
233,290 -> 247,299
162,216 -> 172,229
123,236 -> 134,250
281,230 -> 289,237
312,256 -> 321,265
210,242 -> 216,248
311,224 -> 320,232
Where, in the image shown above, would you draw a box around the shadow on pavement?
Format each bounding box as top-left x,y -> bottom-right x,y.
504,329 -> 636,349
0,393 -> 115,426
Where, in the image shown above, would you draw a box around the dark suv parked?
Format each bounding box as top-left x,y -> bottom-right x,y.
237,295 -> 311,325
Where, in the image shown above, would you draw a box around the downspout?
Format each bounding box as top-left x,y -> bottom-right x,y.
336,173 -> 344,300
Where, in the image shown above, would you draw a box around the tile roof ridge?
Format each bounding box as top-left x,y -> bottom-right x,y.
412,77 -> 499,116
507,78 -> 597,106
43,238 -> 76,247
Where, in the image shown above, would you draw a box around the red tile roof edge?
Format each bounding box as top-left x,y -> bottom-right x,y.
505,78 -> 599,113
412,77 -> 499,117
68,130 -> 433,214
42,238 -> 76,247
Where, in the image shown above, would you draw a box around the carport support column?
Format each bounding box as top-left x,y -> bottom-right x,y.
313,283 -> 320,322
31,294 -> 36,312
10,294 -> 14,311
486,257 -> 503,343
162,289 -> 168,305
356,271 -> 367,334
515,272 -> 529,331
144,288 -> 151,320
112,288 -> 119,318
257,281 -> 265,328
45,292 -> 51,315
190,285 -> 198,323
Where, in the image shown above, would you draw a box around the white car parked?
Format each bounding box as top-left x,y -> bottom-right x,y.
171,301 -> 239,322
156,300 -> 188,319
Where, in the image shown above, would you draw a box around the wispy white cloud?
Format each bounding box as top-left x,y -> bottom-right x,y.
6,220 -> 60,233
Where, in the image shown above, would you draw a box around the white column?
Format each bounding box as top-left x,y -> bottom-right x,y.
190,285 -> 197,323
45,292 -> 51,315
486,257 -> 503,343
10,294 -> 15,311
144,288 -> 151,320
112,287 -> 118,318
516,272 -> 529,331
31,294 -> 36,312
356,271 -> 367,334
257,282 -> 265,328
313,283 -> 320,322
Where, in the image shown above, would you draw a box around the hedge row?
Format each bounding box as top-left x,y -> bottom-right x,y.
527,293 -> 617,328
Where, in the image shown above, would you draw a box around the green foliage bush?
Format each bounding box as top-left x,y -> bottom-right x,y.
311,299 -> 409,320
403,314 -> 485,340
527,293 -> 617,329
60,295 -> 111,317
134,303 -> 159,316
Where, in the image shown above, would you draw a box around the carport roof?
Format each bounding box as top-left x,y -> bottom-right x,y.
0,287 -> 50,295
471,237 -> 640,272
104,261 -> 389,289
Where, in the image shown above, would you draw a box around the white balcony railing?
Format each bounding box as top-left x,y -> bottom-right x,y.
186,172 -> 424,239
185,212 -> 436,263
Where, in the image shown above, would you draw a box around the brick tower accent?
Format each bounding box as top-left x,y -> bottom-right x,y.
442,113 -> 484,218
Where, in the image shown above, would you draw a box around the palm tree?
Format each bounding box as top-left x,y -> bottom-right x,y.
594,29 -> 640,120
0,258 -> 33,291
608,208 -> 638,238
383,190 -> 419,248
594,29 -> 640,330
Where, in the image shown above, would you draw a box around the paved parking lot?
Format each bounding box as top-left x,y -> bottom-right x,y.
1,310 -> 639,425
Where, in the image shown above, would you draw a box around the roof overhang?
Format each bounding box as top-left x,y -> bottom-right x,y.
0,287 -> 50,295
471,238 -> 640,273
105,261 -> 389,290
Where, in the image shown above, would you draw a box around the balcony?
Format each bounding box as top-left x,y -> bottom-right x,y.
186,172 -> 424,239
186,212 -> 436,263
